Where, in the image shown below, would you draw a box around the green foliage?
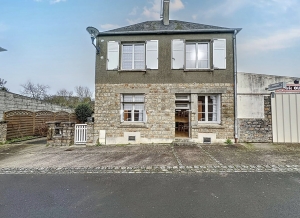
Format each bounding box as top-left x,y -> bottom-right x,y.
96,139 -> 102,146
5,136 -> 37,144
224,138 -> 233,145
75,103 -> 93,123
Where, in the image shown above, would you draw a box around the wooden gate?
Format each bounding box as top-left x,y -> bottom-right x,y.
74,124 -> 87,144
271,93 -> 300,143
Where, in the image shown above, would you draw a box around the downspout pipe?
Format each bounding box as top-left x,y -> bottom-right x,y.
233,30 -> 238,143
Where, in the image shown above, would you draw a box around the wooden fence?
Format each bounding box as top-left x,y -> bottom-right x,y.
4,110 -> 78,140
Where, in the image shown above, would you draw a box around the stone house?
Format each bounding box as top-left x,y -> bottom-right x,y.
94,0 -> 241,144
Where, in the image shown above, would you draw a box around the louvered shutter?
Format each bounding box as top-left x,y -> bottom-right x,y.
107,41 -> 119,70
213,39 -> 226,69
146,40 -> 158,69
172,39 -> 185,69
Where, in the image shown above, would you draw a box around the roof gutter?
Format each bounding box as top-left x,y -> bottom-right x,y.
98,28 -> 242,36
233,29 -> 238,143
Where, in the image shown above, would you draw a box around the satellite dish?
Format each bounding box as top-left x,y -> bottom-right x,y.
86,26 -> 101,54
0,47 -> 7,52
86,26 -> 99,37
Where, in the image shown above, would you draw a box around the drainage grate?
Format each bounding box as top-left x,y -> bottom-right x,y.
128,136 -> 136,141
203,137 -> 211,144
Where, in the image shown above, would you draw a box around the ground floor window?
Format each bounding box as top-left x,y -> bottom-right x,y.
198,95 -> 220,123
121,94 -> 145,122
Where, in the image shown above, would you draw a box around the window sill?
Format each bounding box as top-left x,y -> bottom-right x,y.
119,122 -> 148,128
193,123 -> 224,129
118,69 -> 146,72
184,69 -> 214,72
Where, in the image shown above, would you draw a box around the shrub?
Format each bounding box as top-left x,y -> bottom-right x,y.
75,103 -> 93,123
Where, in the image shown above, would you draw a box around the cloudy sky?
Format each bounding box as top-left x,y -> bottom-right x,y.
1,0 -> 300,95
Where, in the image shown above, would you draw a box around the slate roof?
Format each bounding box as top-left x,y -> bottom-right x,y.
98,20 -> 241,36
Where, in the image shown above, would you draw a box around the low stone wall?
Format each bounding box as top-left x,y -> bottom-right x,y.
86,122 -> 95,145
0,121 -> 7,143
238,96 -> 272,142
0,90 -> 73,121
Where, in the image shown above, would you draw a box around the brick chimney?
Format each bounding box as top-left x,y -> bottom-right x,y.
162,0 -> 170,26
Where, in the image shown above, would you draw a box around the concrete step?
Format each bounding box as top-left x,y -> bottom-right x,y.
172,138 -> 196,146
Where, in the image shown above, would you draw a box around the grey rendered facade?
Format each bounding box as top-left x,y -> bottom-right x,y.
94,4 -> 241,144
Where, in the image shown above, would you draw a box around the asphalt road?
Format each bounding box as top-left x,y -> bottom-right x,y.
1,173 -> 300,218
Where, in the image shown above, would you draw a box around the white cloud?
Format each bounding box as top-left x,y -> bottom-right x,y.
126,18 -> 142,25
240,28 -> 300,53
129,6 -> 139,16
142,0 -> 161,19
50,0 -> 66,4
142,0 -> 184,19
100,24 -> 120,30
253,0 -> 298,11
170,0 -> 184,11
201,0 -> 248,18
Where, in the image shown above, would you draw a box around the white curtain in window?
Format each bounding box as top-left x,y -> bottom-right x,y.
134,95 -> 144,102
124,104 -> 133,110
134,44 -> 145,69
122,45 -> 133,70
211,96 -> 217,121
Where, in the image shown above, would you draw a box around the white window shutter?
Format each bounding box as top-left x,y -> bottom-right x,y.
107,41 -> 119,70
172,39 -> 184,69
146,40 -> 158,69
213,39 -> 226,69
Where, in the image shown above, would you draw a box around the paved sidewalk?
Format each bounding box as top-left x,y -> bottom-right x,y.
1,138 -> 300,174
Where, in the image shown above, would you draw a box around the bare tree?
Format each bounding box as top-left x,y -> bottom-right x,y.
75,86 -> 92,102
0,78 -> 9,91
21,81 -> 50,100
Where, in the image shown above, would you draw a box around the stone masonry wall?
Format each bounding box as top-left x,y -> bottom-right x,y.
238,96 -> 272,142
0,90 -> 74,121
0,121 -> 7,143
94,83 -> 234,144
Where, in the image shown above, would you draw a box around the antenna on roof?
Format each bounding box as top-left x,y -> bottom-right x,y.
86,26 -> 101,55
160,0 -> 163,19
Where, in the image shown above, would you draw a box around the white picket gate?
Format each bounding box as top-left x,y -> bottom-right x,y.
74,124 -> 87,144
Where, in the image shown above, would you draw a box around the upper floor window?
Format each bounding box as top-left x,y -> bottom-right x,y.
186,42 -> 209,69
107,40 -> 158,71
172,39 -> 226,70
122,44 -> 145,70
